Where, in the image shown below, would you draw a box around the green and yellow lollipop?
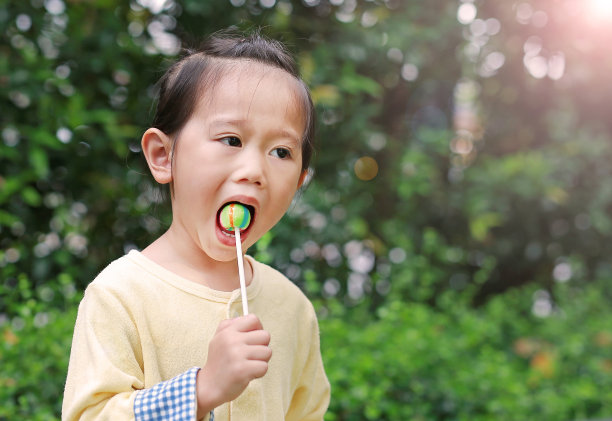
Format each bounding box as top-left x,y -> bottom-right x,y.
219,203 -> 251,232
219,202 -> 252,315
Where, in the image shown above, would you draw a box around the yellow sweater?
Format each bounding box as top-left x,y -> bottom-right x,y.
62,250 -> 330,420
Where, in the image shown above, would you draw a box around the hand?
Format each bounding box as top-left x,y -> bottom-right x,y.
196,314 -> 272,416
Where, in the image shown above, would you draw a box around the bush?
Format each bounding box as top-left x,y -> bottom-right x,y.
2,275 -> 611,420
321,279 -> 612,420
0,273 -> 80,420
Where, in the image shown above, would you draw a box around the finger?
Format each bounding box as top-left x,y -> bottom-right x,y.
243,330 -> 271,346
244,360 -> 269,379
246,345 -> 272,362
215,318 -> 235,333
231,314 -> 264,332
215,315 -> 257,335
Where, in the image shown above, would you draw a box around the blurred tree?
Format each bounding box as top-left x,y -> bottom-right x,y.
3,0 -> 612,315
0,0 -> 466,313
449,0 -> 612,304
3,0 -> 612,419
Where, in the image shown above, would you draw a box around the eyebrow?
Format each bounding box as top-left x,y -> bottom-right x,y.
209,118 -> 302,145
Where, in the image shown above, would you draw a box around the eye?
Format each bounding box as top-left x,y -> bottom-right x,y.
220,136 -> 242,147
271,147 -> 292,159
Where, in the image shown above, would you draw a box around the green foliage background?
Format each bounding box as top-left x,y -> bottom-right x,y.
1,0 -> 612,419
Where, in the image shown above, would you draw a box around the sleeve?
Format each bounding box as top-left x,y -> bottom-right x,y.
61,283 -> 207,421
134,367 -> 214,421
285,305 -> 331,421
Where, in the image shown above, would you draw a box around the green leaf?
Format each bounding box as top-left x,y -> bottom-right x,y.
28,147 -> 49,178
0,210 -> 19,226
0,177 -> 24,204
21,187 -> 42,207
470,212 -> 503,242
339,64 -> 382,97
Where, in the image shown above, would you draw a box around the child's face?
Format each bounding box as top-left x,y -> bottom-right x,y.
169,61 -> 307,262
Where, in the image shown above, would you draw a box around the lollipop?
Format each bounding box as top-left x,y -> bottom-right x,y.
219,203 -> 252,315
219,203 -> 251,232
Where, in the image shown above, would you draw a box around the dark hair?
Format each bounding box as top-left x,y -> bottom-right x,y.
152,29 -> 315,173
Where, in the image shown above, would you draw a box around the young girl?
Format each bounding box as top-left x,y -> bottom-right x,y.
62,30 -> 330,420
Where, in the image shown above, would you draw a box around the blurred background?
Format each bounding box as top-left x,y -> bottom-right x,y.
2,0 -> 612,419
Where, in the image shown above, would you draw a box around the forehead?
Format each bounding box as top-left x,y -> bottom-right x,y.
197,60 -> 307,120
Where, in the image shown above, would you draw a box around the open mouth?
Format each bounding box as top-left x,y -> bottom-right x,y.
216,201 -> 255,237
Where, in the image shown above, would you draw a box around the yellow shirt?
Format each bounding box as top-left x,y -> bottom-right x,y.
62,250 -> 330,420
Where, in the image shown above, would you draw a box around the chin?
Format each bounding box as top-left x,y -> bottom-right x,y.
207,248 -> 240,263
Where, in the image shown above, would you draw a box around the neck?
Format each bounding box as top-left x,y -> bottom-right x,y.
141,224 -> 252,292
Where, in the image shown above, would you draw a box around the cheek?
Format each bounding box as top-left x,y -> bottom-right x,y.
172,171 -> 215,214
273,177 -> 301,211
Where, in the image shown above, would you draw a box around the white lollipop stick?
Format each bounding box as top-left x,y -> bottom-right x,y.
234,227 -> 249,316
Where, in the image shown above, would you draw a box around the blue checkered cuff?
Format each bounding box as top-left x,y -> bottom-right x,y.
134,367 -> 209,421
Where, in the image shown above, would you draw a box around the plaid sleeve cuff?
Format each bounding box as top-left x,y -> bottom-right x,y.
134,367 -> 207,421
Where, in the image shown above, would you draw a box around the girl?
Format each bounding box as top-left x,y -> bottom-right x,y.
62,30 -> 330,420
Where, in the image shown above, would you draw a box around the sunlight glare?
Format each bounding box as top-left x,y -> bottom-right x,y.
589,0 -> 612,20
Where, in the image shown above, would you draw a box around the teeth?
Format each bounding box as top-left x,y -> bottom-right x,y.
221,230 -> 236,238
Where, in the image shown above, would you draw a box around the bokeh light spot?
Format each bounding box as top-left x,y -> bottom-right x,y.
45,0 -> 66,15
485,18 -> 501,35
548,53 -> 565,80
516,2 -> 534,24
524,55 -> 548,79
457,3 -> 477,24
354,156 -> 379,181
16,14 -> 32,31
553,262 -> 572,282
56,127 -> 72,144
532,10 -> 548,27
387,47 -> 403,63
401,63 -> 419,81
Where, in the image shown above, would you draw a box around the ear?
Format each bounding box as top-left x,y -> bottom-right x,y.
141,128 -> 173,185
297,169 -> 309,189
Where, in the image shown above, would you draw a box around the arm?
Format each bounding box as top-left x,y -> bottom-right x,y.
62,283 -> 143,420
62,284 -> 211,421
63,284 -> 270,420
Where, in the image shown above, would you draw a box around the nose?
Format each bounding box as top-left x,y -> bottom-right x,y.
232,147 -> 265,187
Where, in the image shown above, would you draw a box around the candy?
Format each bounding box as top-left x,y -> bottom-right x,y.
219,203 -> 251,232
219,202 -> 251,315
